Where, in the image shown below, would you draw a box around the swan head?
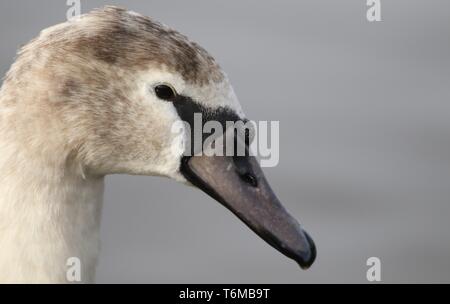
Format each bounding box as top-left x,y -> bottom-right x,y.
2,6 -> 315,269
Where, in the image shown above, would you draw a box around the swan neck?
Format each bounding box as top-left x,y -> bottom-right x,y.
0,143 -> 105,283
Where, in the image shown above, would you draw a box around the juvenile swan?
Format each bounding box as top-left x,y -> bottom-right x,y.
0,6 -> 315,283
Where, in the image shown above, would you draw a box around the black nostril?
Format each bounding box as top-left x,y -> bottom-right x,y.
239,172 -> 258,187
232,155 -> 258,187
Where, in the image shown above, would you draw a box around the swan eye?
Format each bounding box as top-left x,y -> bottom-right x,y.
154,84 -> 176,101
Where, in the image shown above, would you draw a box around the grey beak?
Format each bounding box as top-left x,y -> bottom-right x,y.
180,153 -> 316,269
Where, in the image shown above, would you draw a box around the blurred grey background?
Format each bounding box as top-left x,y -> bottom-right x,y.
1,0 -> 449,283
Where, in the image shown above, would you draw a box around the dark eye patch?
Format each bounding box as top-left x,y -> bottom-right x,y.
170,94 -> 244,156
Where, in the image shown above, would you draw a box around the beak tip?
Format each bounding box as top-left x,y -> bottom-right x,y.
296,230 -> 317,270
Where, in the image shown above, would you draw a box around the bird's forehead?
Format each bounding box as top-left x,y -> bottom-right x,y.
72,6 -> 225,86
